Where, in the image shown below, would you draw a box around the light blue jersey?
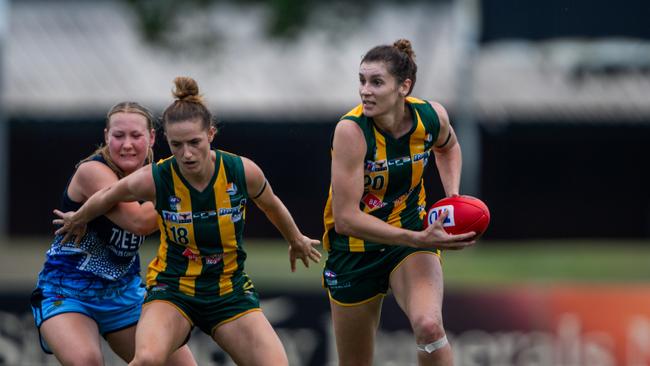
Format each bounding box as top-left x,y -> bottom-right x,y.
31,154 -> 147,354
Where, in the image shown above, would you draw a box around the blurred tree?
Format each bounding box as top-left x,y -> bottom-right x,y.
123,0 -> 447,46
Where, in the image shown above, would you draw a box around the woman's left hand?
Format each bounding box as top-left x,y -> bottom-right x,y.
288,235 -> 322,272
52,209 -> 87,244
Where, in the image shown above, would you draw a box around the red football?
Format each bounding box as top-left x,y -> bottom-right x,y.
425,195 -> 490,237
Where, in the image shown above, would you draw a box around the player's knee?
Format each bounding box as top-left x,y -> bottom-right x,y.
412,314 -> 446,344
130,349 -> 168,366
63,350 -> 103,366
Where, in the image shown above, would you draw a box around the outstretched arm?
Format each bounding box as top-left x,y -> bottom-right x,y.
68,161 -> 158,235
243,157 -> 321,272
331,120 -> 475,249
54,164 -> 156,243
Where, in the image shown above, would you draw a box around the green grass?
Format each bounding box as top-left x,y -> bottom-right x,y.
441,239 -> 650,287
145,238 -> 650,291
9,237 -> 650,292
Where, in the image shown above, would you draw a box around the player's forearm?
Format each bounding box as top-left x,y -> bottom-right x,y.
75,185 -> 121,225
128,202 -> 159,235
258,195 -> 303,243
333,208 -> 418,247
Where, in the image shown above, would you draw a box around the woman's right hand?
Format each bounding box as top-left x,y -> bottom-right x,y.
53,209 -> 87,244
414,210 -> 476,250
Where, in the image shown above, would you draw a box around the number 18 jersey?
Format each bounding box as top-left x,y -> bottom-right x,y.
147,150 -> 252,297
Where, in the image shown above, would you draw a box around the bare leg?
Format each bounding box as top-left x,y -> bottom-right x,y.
329,295 -> 383,366
128,301 -> 193,366
40,313 -> 104,366
390,252 -> 453,366
212,310 -> 288,366
107,324 -> 196,365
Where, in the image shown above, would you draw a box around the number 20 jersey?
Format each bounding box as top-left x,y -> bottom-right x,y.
322,97 -> 441,252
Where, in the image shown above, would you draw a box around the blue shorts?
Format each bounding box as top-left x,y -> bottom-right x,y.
30,271 -> 145,354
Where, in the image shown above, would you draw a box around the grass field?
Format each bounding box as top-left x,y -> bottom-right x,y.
4,237 -> 650,292
239,239 -> 650,291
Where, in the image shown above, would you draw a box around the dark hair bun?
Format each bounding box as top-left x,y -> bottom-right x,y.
393,39 -> 416,60
173,76 -> 203,103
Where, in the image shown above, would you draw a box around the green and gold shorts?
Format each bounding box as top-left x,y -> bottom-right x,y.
145,283 -> 261,337
323,245 -> 439,306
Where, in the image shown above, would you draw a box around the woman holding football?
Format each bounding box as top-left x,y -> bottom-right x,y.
321,39 -> 477,366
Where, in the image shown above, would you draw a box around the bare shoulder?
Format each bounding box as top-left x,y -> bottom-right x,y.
75,160 -> 118,182
333,119 -> 366,153
334,119 -> 363,137
240,156 -> 262,175
240,156 -> 265,193
71,160 -> 119,199
427,100 -> 450,125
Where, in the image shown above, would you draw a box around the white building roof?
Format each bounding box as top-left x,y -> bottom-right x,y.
5,1 -> 650,121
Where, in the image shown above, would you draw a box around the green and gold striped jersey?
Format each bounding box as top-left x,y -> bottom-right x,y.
323,97 -> 441,252
146,149 -> 253,297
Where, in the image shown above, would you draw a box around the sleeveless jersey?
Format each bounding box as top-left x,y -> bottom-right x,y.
147,149 -> 252,297
323,97 -> 441,252
42,155 -> 144,281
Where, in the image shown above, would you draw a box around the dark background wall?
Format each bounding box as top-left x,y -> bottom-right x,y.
11,116 -> 650,240
481,0 -> 650,42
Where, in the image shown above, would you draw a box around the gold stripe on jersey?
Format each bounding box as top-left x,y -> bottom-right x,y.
171,166 -> 201,296
368,127 -> 389,211
146,216 -> 169,286
348,127 -> 389,251
322,187 -> 334,251
417,184 -> 427,220
214,157 -> 238,296
387,202 -> 404,228
342,104 -> 364,119
348,236 -> 365,252
406,96 -> 426,104
409,109 -> 426,189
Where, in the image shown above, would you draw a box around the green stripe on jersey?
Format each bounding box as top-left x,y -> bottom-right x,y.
323,97 -> 440,252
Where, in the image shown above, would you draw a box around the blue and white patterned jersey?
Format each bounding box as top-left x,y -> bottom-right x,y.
40,155 -> 145,281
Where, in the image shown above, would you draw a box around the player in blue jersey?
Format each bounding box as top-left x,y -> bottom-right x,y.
53,77 -> 322,366
30,102 -> 196,365
323,39 -> 477,366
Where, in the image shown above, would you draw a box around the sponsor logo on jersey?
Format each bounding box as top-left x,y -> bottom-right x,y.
362,193 -> 387,210
182,248 -> 223,264
425,133 -> 433,143
182,248 -> 201,262
168,196 -> 181,211
218,199 -> 247,222
413,151 -> 430,162
324,269 -> 338,286
226,182 -> 238,195
231,212 -> 243,223
387,156 -> 412,167
162,210 -> 193,224
109,228 -> 144,255
365,159 -> 388,172
218,207 -> 241,216
192,210 -> 217,220
390,186 -> 418,208
427,205 -> 455,227
324,269 -> 336,278
205,253 -> 223,265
